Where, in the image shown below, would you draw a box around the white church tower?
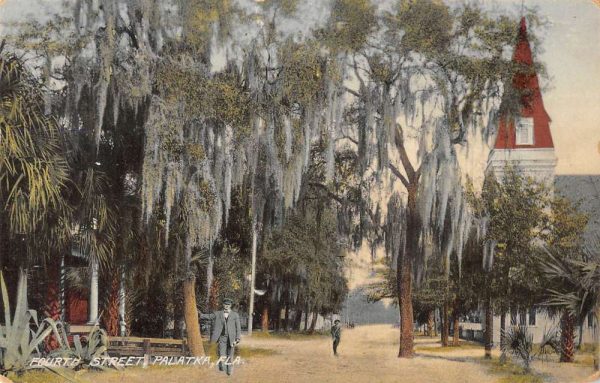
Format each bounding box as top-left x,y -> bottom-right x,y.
487,17 -> 557,183
484,18 -> 561,345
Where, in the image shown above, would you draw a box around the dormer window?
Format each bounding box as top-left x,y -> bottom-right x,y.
515,117 -> 534,145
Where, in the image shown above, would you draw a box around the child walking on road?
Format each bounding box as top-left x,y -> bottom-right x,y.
331,319 -> 341,356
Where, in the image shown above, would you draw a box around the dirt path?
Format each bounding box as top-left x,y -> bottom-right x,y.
232,325 -> 497,383
83,325 -> 594,383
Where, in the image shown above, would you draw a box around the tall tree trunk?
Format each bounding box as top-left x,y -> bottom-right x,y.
205,248 -> 214,308
183,276 -> 204,357
577,319 -> 584,350
102,274 -> 120,336
309,312 -> 318,334
560,310 -> 575,363
397,186 -> 418,358
427,310 -> 435,337
44,261 -> 61,321
452,314 -> 460,346
452,297 -> 460,346
484,299 -> 493,359
500,312 -> 506,344
261,304 -> 269,332
208,279 -> 219,311
44,259 -> 61,351
304,305 -> 309,332
499,311 -> 507,364
0,215 -> 4,271
397,252 -> 414,357
284,303 -> 290,331
109,212 -> 126,337
173,280 -> 184,339
594,303 -> 599,371
294,309 -> 303,331
441,303 -> 449,347
275,302 -> 282,331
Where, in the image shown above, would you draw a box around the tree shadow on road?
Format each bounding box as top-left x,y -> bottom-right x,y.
414,353 -> 480,364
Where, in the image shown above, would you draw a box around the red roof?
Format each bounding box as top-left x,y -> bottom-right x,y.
494,17 -> 554,149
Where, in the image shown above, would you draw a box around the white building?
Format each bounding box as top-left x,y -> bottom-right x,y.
479,18 -> 597,345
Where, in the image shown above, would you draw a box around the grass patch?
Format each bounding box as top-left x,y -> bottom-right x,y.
9,370 -> 67,383
496,375 -> 543,383
203,341 -> 277,359
578,343 -> 597,353
141,363 -> 189,371
237,346 -> 278,358
251,331 -> 327,340
574,353 -> 595,367
416,341 -> 483,353
479,357 -> 543,383
250,331 -> 273,338
417,345 -> 479,353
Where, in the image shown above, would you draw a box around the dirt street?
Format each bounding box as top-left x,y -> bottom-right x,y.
83,325 -> 595,383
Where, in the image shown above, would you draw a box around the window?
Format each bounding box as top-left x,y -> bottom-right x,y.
528,308 -> 536,326
515,117 -> 534,145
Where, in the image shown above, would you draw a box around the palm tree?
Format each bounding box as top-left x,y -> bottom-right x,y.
580,258 -> 600,371
0,45 -> 71,270
538,247 -> 599,368
0,45 -> 75,353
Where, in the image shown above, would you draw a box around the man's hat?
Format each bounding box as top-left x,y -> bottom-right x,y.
223,298 -> 233,305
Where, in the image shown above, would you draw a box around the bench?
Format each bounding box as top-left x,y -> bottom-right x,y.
108,336 -> 189,358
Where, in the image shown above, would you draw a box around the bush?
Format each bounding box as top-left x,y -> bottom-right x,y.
500,326 -> 562,373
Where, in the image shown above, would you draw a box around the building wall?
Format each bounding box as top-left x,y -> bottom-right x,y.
461,310 -> 597,345
487,148 -> 557,184
488,311 -> 596,345
298,313 -> 333,332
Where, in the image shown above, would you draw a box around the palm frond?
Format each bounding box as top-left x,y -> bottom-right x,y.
537,247 -> 599,321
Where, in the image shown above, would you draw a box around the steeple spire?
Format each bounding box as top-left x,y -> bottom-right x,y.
487,11 -> 557,184
519,16 -> 527,40
492,16 -> 554,150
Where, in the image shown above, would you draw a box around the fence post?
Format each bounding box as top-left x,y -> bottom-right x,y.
143,339 -> 151,368
182,339 -> 188,356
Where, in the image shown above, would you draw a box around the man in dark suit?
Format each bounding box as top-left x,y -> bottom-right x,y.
200,298 -> 242,375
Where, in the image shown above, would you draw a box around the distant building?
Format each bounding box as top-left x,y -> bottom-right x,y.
340,288 -> 398,326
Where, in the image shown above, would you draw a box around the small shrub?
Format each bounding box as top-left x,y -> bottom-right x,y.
500,326 -> 562,374
48,324 -> 112,370
501,326 -> 535,372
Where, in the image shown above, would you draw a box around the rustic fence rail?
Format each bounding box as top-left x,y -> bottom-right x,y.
107,336 -> 189,358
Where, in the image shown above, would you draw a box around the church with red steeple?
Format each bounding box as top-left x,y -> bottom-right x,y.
481,17 -> 599,346
487,17 -> 557,183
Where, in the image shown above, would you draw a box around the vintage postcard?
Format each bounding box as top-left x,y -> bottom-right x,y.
0,0 -> 598,382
